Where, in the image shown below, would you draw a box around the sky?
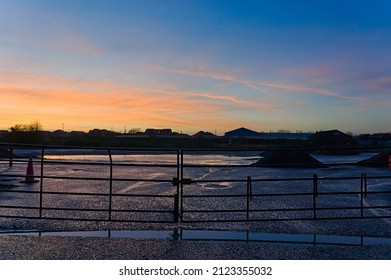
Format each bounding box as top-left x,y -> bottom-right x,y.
1,0 -> 391,135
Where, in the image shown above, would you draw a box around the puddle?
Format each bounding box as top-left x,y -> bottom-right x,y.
1,228 -> 390,247
202,183 -> 232,189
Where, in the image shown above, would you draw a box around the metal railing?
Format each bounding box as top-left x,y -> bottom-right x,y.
1,143 -> 180,223
0,143 -> 391,224
178,149 -> 391,223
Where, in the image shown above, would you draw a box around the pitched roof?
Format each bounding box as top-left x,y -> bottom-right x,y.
224,127 -> 260,138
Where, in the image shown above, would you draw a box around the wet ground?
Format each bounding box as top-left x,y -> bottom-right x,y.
0,151 -> 390,259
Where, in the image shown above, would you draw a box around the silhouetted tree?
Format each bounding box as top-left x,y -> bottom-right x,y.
9,121 -> 43,143
128,127 -> 141,134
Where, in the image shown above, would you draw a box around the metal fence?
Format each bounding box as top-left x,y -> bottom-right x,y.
0,143 -> 180,223
0,143 -> 390,224
178,149 -> 391,223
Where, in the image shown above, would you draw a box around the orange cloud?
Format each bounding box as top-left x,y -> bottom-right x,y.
0,70 -> 269,133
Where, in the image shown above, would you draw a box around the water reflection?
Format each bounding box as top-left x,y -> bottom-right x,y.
1,228 -> 390,247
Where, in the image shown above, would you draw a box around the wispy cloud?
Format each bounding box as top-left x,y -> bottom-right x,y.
0,70 -> 268,132
148,64 -> 368,102
3,17 -> 104,56
365,76 -> 391,92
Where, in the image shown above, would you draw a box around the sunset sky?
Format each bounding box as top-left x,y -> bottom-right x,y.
1,0 -> 391,135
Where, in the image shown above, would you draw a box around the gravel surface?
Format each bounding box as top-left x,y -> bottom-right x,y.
0,235 -> 390,260
0,218 -> 390,260
1,154 -> 390,260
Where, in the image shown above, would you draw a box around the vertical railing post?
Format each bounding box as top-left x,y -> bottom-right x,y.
173,193 -> 179,223
39,146 -> 45,218
360,177 -> 364,218
176,149 -> 180,222
360,173 -> 367,218
246,176 -> 252,221
361,173 -> 367,197
313,174 -> 318,220
9,143 -> 13,167
180,149 -> 184,222
108,149 -> 113,221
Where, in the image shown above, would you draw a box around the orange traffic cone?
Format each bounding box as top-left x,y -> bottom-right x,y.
20,156 -> 39,183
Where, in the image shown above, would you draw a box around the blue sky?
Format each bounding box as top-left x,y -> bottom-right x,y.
1,0 -> 391,134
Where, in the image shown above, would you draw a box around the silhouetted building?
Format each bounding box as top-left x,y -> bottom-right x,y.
306,129 -> 358,154
70,131 -> 86,138
192,131 -> 218,138
224,127 -> 260,138
88,129 -> 111,138
145,128 -> 173,136
357,133 -> 391,147
258,132 -> 313,140
51,129 -> 70,138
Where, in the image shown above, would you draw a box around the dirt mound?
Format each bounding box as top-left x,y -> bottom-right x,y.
252,150 -> 326,168
305,130 -> 359,155
358,150 -> 391,168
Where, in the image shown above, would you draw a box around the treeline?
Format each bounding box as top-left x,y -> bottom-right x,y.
7,121 -> 44,144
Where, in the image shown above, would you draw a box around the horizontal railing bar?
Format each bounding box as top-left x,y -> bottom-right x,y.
182,205 -> 391,213
111,209 -> 173,213
175,190 -> 391,198
0,215 -> 177,223
0,142 -> 180,152
182,164 -> 253,168
111,193 -> 174,198
1,174 -> 382,183
1,158 -> 177,168
3,205 -> 388,213
89,189 -> 391,197
44,208 -> 173,213
0,205 -> 40,210
181,238 -> 362,247
180,146 -> 390,152
183,194 -> 249,198
0,189 -> 175,198
0,205 -> 174,212
42,160 -> 178,168
5,159 -> 391,169
0,174 -> 174,183
183,209 -> 247,213
1,183 -> 389,198
181,215 -> 391,223
41,176 -> 173,183
318,190 -> 391,195
2,173 -> 391,183
182,194 -> 312,198
2,142 -> 390,151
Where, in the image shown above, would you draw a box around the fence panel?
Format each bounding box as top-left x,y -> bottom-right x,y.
0,144 -> 180,223
179,149 -> 391,223
1,144 -> 391,224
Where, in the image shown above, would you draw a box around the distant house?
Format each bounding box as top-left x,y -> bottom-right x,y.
357,133 -> 391,147
38,130 -> 52,138
145,128 -> 173,136
70,131 -> 86,138
51,129 -> 70,138
192,131 -> 218,138
224,127 -> 260,138
258,132 -> 313,140
88,129 -> 111,138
